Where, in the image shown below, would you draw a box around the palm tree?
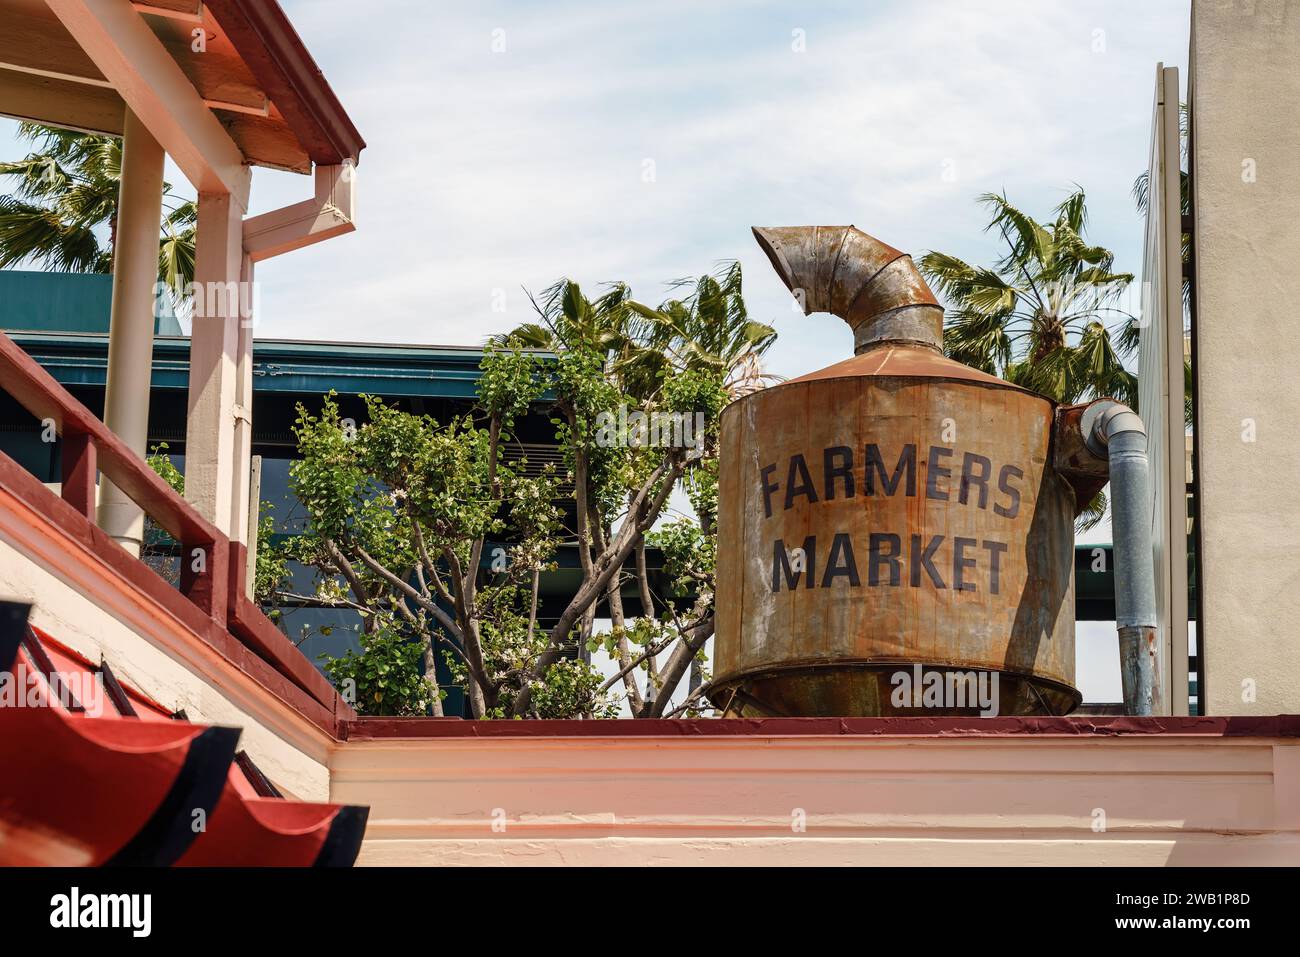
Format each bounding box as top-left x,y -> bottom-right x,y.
0,122 -> 195,309
493,264 -> 775,713
919,189 -> 1137,409
624,261 -> 778,401
495,278 -> 638,375
495,262 -> 777,402
919,190 -> 1138,531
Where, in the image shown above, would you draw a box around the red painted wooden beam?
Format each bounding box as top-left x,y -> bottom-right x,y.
59,430 -> 97,522
0,333 -> 222,554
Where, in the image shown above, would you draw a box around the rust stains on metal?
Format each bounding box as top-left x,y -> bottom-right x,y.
752,225 -> 944,352
713,373 -> 1079,717
786,343 -> 1021,389
710,225 -> 1089,718
1053,401 -> 1112,513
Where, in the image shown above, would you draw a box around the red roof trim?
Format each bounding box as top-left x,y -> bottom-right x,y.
2,621 -> 368,867
176,782 -> 366,867
204,0 -> 366,166
345,715 -> 1300,740
34,627 -> 172,717
0,688 -> 236,866
0,450 -> 347,736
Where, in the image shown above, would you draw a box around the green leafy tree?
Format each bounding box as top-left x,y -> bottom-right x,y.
0,123 -> 196,310
321,622 -> 434,717
497,264 -> 767,717
295,266 -> 764,719
285,344 -> 594,718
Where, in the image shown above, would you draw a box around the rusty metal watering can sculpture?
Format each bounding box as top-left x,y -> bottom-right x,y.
708,226 -> 1157,717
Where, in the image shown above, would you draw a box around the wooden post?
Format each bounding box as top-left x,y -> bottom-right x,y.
245,453 -> 262,600
179,532 -> 228,626
230,254 -> 256,550
183,191 -> 246,536
60,431 -> 97,521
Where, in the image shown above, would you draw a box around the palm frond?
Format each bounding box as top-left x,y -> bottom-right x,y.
1070,321 -> 1130,404
918,251 -> 1020,313
0,124 -> 189,294
487,322 -> 554,349
977,192 -> 1050,268
1054,187 -> 1089,234
942,307 -> 1013,376
1076,489 -> 1108,533
0,195 -> 106,271
930,189 -> 1133,406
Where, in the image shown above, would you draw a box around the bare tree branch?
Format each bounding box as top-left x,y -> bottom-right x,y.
649,613 -> 714,718
511,452 -> 686,716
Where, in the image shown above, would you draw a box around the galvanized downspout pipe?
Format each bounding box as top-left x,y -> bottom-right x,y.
1082,400 -> 1160,716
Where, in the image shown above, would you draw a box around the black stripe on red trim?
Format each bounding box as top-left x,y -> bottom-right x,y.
234,749 -> 283,798
312,805 -> 369,868
105,725 -> 240,867
0,601 -> 28,672
22,627 -> 83,713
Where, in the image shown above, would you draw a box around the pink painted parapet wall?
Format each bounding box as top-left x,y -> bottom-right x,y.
331,717 -> 1300,867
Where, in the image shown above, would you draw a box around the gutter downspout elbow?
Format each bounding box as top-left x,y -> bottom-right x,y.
226,159 -> 357,583
242,160 -> 357,263
1082,400 -> 1160,716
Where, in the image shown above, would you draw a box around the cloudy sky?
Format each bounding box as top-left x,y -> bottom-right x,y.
236,0 -> 1190,381
0,0 -> 1191,366
0,0 -> 1193,704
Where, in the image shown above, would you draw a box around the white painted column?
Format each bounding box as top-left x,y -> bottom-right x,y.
97,108 -> 165,556
230,251 -> 256,549
184,191 -> 246,537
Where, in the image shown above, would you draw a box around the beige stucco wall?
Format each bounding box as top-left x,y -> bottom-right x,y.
0,483 -> 333,800
1191,0 -> 1300,715
332,731 -> 1300,866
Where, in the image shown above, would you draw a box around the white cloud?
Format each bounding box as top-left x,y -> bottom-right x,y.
231,0 -> 1189,383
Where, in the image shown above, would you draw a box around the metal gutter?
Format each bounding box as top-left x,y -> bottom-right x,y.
3,332 -> 547,399
204,0 -> 366,166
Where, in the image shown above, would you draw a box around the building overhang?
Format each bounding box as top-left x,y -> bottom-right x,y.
3,329 -> 520,399
0,615 -> 367,866
0,0 -> 364,176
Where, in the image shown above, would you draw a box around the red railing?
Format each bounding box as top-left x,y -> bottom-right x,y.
0,331 -> 351,733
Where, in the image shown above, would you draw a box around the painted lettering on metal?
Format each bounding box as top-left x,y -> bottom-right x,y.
762,443 -> 1021,595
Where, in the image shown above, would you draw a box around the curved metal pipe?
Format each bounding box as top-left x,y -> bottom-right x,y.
752,225 -> 945,353
1081,399 -> 1160,716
